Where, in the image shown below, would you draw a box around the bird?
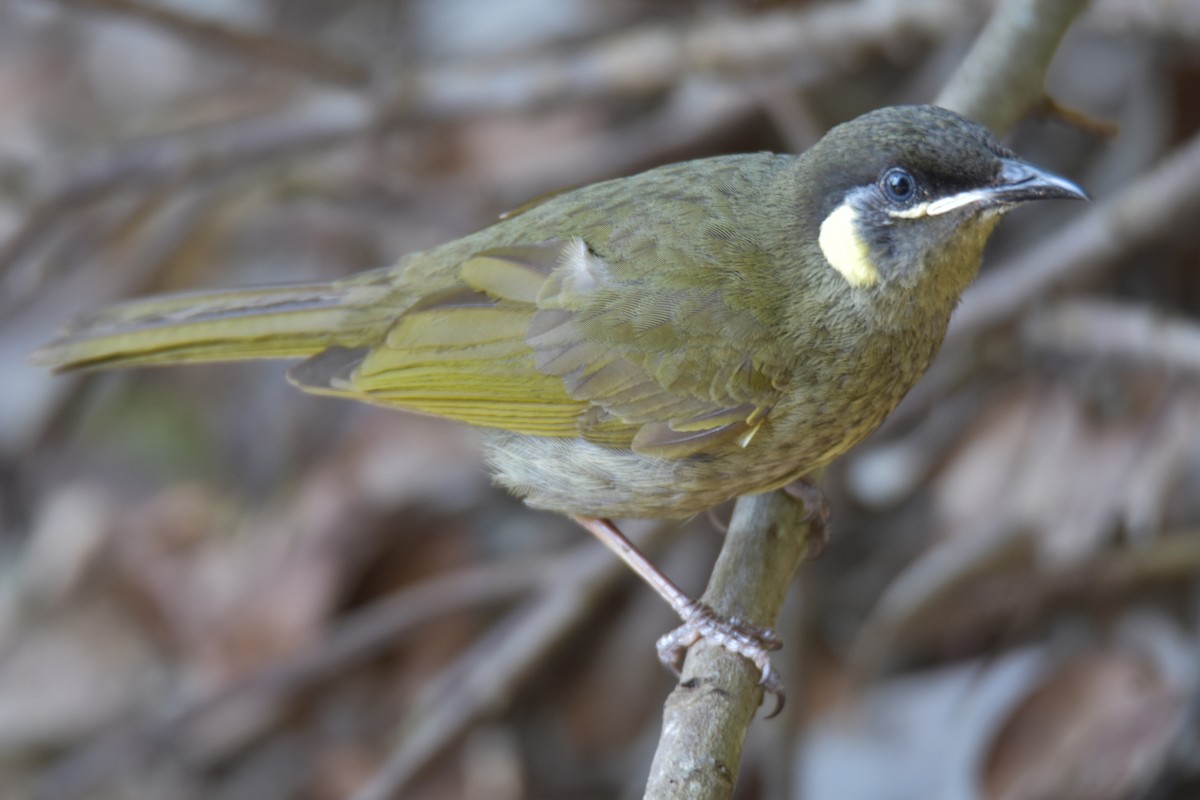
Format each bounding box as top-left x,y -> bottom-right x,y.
32,104 -> 1087,707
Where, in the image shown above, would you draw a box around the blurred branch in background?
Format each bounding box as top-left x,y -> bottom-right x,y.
48,0 -> 370,86
936,0 -> 1089,133
1,0 -> 985,301
3,0 -> 1200,799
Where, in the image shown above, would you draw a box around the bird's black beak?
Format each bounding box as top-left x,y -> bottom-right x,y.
925,158 -> 1087,216
988,158 -> 1089,205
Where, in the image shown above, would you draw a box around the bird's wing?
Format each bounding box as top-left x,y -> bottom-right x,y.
289,238 -> 785,458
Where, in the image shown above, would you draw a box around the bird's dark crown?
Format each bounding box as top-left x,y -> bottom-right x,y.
805,104 -> 1013,218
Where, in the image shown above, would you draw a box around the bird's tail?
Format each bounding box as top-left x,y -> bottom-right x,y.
31,274 -> 396,372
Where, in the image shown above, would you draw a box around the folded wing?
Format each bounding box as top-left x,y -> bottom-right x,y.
289,238 -> 784,458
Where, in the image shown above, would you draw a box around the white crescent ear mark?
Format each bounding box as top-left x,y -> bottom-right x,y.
817,203 -> 878,288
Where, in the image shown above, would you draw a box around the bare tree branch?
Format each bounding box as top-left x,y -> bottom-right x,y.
349,524 -> 671,800
937,0 -> 1090,135
390,0 -> 982,119
48,0 -> 368,87
166,554 -> 558,750
643,492 -> 812,799
0,96 -> 377,292
853,528 -> 1200,676
1021,299 -> 1200,373
1087,0 -> 1200,43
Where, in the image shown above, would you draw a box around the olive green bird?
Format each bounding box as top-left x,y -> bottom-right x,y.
33,105 -> 1086,700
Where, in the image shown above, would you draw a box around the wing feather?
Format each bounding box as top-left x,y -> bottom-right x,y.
292,237 -> 784,457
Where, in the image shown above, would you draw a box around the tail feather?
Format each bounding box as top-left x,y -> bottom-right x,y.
31,278 -> 395,372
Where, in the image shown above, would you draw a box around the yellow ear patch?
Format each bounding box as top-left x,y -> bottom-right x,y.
818,203 -> 878,288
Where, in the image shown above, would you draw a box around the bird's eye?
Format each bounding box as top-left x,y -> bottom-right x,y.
881,168 -> 916,203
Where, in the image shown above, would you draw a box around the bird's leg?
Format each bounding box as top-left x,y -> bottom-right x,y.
782,477 -> 832,559
571,516 -> 784,714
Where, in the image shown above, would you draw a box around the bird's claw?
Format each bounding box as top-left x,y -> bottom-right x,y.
783,478 -> 832,559
656,601 -> 786,718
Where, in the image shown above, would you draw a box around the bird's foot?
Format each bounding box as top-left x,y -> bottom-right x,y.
783,477 -> 832,559
656,601 -> 786,717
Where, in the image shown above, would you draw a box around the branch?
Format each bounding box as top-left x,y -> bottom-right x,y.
643,492 -> 812,799
49,0 -> 368,87
1087,0 -> 1200,44
391,0 -> 979,119
165,554 -> 556,753
31,554 -> 556,800
0,96 -> 377,291
853,529 -> 1200,674
936,0 -> 1090,135
349,523 -> 672,800
1021,299 -> 1200,373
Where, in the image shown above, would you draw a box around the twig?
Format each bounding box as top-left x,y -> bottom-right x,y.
936,0 -> 1090,135
850,527 -> 1037,677
390,0 -> 980,119
852,530 -> 1200,674
0,96 -> 377,282
30,552 -> 558,800
349,523 -> 672,800
49,0 -> 368,87
1042,97 -> 1121,139
1086,0 -> 1200,44
476,81 -> 766,207
165,554 -> 560,752
643,492 -> 812,799
1021,299 -> 1200,373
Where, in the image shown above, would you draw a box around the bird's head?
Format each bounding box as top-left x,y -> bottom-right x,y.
801,105 -> 1086,300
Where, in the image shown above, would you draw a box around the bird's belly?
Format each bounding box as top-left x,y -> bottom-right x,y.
481,414 -> 873,519
481,351 -> 924,518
